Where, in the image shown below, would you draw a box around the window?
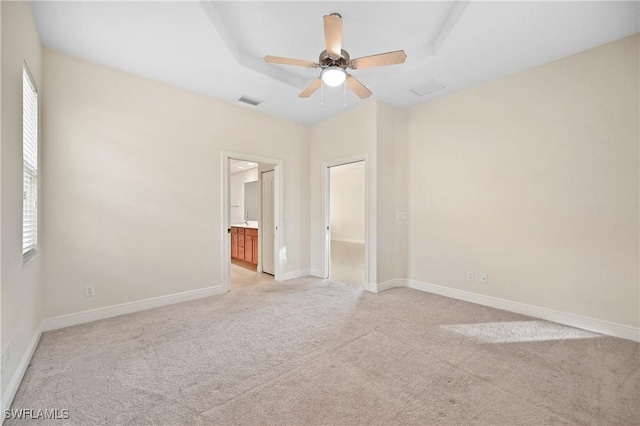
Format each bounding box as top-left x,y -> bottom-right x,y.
23,66 -> 38,258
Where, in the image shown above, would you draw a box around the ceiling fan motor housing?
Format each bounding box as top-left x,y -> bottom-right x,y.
318,49 -> 351,69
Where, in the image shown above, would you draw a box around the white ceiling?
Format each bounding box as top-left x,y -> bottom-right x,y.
331,161 -> 365,175
31,1 -> 639,125
229,159 -> 258,175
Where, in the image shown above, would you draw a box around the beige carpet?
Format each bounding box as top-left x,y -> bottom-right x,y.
9,277 -> 640,425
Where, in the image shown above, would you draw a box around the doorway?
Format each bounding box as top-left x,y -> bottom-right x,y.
222,152 -> 282,292
324,159 -> 367,287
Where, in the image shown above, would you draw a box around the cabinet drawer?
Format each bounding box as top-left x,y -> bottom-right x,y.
246,228 -> 258,237
230,227 -> 238,234
238,228 -> 245,235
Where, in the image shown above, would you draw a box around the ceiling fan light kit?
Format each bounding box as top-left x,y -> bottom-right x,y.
264,13 -> 407,101
321,66 -> 347,87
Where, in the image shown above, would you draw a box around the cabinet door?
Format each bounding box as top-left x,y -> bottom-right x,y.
252,235 -> 259,265
231,233 -> 238,259
244,236 -> 254,263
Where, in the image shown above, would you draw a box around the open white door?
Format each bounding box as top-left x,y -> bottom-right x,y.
261,170 -> 275,275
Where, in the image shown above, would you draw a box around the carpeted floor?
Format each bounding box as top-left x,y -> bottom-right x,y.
8,277 -> 640,425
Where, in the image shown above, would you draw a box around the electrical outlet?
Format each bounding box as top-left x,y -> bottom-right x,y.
467,271 -> 474,282
85,285 -> 95,297
480,273 -> 488,283
397,212 -> 408,220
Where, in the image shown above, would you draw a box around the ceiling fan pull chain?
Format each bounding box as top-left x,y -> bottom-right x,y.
343,80 -> 347,108
320,80 -> 324,107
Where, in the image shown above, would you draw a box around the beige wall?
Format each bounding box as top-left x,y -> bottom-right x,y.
330,164 -> 365,244
309,100 -> 409,287
407,34 -> 639,327
309,102 -> 377,281
1,1 -> 42,404
41,49 -> 310,319
376,103 -> 409,284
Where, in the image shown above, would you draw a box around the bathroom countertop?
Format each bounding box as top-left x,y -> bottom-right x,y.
231,223 -> 258,229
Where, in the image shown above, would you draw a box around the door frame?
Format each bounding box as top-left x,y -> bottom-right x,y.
260,169 -> 276,275
222,151 -> 283,292
323,154 -> 369,285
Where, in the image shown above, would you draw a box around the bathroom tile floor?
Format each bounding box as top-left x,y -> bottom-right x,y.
330,240 -> 365,287
230,240 -> 364,290
231,260 -> 274,290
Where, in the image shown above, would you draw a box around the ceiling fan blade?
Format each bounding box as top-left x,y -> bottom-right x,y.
299,78 -> 322,98
264,55 -> 317,68
346,75 -> 372,99
323,14 -> 342,59
350,50 -> 407,70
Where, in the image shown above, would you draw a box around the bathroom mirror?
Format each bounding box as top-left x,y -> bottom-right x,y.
244,181 -> 259,221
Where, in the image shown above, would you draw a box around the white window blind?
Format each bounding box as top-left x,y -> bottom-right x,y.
23,66 -> 38,257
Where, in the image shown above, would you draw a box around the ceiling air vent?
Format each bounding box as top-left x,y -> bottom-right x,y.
237,95 -> 264,109
410,79 -> 444,97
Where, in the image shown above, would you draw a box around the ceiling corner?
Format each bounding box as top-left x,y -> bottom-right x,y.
431,1 -> 471,56
199,1 -> 306,90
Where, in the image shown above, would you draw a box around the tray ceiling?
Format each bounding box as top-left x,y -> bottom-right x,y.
31,1 -> 639,125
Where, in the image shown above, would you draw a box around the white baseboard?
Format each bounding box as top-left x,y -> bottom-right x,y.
363,282 -> 376,293
406,279 -> 640,342
365,279 -> 407,293
279,269 -> 311,281
42,286 -> 225,332
310,268 -> 324,278
1,326 -> 42,419
331,238 -> 365,245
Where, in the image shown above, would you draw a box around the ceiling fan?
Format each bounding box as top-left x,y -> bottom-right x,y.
264,13 -> 407,99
